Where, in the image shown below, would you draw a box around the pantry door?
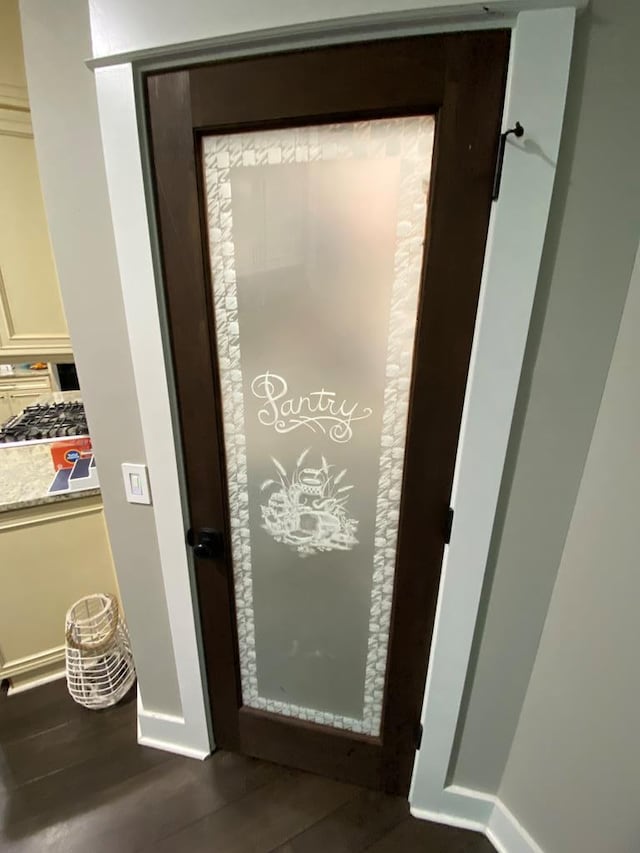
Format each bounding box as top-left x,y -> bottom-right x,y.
145,32 -> 509,795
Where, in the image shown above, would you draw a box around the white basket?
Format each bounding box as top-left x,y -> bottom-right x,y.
65,593 -> 136,709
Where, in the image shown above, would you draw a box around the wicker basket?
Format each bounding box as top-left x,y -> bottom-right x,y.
65,593 -> 136,709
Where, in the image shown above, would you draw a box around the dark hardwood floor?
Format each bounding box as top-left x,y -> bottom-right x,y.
0,680 -> 494,852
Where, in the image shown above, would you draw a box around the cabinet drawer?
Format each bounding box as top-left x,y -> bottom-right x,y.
0,378 -> 51,391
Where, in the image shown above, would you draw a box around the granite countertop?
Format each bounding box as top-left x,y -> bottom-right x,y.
0,443 -> 100,514
0,366 -> 50,381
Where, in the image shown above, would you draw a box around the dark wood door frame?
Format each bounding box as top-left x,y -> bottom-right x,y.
144,31 -> 509,795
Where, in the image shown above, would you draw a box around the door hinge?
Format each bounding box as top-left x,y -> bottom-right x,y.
492,121 -> 524,201
444,507 -> 454,545
415,722 -> 424,750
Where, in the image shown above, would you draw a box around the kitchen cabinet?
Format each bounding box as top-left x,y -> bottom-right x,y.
9,385 -> 49,415
0,436 -> 115,694
0,1 -> 72,361
0,495 -> 119,693
0,371 -> 51,425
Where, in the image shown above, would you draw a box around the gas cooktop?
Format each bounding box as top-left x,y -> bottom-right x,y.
0,401 -> 88,443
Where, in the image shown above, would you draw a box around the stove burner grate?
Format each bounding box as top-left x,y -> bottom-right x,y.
0,401 -> 89,444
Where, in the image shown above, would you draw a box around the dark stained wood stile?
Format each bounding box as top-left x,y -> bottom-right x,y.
144,31 -> 510,795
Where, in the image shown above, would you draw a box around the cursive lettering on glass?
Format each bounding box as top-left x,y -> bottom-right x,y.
250,371 -> 372,444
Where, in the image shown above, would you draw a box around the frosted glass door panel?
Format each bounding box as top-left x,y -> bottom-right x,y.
203,118 -> 434,736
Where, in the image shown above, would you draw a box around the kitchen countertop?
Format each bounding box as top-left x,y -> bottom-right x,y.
0,443 -> 100,513
0,366 -> 50,381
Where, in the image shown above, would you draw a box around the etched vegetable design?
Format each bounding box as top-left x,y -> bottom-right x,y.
260,448 -> 359,557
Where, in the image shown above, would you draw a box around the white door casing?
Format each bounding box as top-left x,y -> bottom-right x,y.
89,0 -> 577,829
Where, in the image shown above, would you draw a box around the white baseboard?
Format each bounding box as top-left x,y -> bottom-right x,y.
1,644 -> 66,694
412,786 -> 544,853
487,798 -> 545,853
136,695 -> 211,760
7,668 -> 66,695
410,804 -> 486,834
137,731 -> 211,760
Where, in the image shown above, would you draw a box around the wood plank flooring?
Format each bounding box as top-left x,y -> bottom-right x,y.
0,680 -> 495,852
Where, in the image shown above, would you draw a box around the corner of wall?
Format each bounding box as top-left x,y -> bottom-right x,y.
410,785 -> 545,853
19,0 -> 189,732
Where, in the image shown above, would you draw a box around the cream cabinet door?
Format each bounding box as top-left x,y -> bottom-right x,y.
0,498 -> 119,693
0,373 -> 51,419
9,388 -> 46,416
0,0 -> 71,360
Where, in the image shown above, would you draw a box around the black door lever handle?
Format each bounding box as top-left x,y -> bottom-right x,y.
186,527 -> 224,561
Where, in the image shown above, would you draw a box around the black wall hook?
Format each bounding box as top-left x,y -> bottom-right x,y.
492,121 -> 525,200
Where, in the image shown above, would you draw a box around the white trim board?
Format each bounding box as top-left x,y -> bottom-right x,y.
412,788 -> 546,853
94,62 -> 212,759
90,1 -> 575,836
1,644 -> 66,695
87,0 -> 586,66
136,694 -> 210,760
7,670 -> 66,696
487,798 -> 546,853
409,5 -> 575,825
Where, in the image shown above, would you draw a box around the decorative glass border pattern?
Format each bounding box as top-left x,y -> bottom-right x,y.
203,117 -> 434,735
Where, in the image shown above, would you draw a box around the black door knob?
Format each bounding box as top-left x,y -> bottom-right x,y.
193,542 -> 212,559
186,527 -> 224,561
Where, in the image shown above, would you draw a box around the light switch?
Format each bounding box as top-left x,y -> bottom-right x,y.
122,463 -> 151,505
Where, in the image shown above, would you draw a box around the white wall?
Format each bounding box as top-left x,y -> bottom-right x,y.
452,0 -> 640,792
496,235 -> 640,853
19,0 -> 182,717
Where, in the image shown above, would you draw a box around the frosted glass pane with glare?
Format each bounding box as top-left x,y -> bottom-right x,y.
203,117 -> 434,736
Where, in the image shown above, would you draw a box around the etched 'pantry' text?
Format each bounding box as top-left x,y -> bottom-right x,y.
250,371 -> 372,444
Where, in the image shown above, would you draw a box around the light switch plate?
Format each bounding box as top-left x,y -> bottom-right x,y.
122,463 -> 152,505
